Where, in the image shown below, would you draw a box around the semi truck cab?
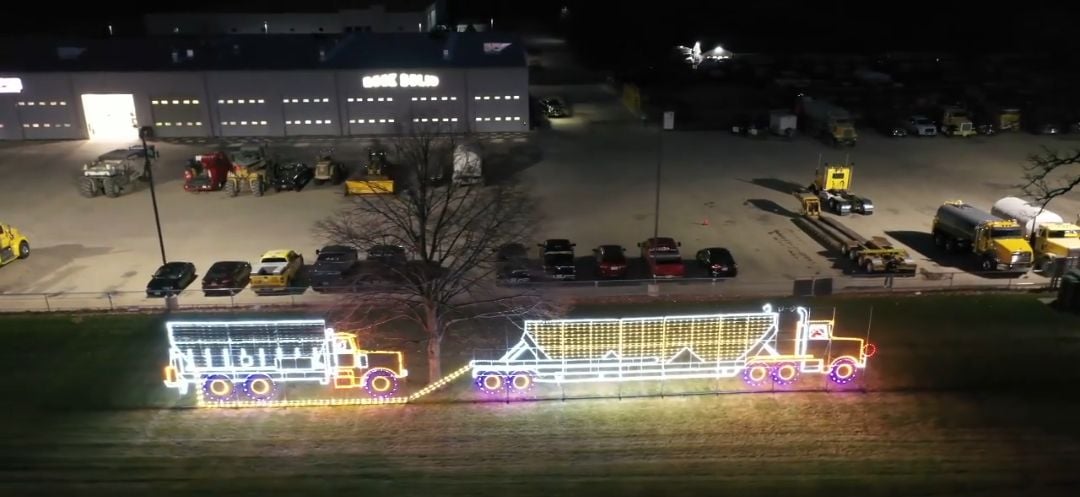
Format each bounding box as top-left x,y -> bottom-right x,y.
974,222 -> 1033,271
1032,223 -> 1080,270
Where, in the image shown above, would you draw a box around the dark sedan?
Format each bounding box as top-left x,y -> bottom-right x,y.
696,248 -> 737,277
201,261 -> 252,296
593,245 -> 628,278
271,161 -> 315,192
146,262 -> 197,297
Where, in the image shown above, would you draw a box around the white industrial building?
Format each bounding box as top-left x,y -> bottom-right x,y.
0,31 -> 528,141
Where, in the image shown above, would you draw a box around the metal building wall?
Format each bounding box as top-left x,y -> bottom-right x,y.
72,72 -> 212,139
467,67 -> 529,132
204,71 -> 339,138
339,68 -> 468,135
6,73 -> 81,140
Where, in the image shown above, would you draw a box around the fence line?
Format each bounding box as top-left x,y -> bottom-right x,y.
0,271 -> 1055,313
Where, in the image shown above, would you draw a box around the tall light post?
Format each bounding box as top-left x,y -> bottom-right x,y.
654,111 -> 674,239
139,126 -> 167,266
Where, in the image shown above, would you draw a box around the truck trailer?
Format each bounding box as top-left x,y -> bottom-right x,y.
991,197 -> 1080,271
797,96 -> 858,147
163,319 -> 408,402
469,305 -> 873,392
932,200 -> 1034,272
793,193 -> 915,274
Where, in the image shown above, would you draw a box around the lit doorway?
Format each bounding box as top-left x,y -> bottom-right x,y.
81,94 -> 137,140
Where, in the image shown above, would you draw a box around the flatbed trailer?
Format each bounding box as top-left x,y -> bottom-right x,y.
793,193 -> 916,275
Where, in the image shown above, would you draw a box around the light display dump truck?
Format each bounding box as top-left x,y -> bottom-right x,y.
469,305 -> 873,393
163,319 -> 407,402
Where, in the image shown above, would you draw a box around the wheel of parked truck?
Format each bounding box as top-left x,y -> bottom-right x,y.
932,232 -> 945,248
252,178 -> 265,197
362,368 -> 400,397
102,178 -> 121,198
224,179 -> 239,197
980,257 -> 997,272
863,260 -> 875,274
242,374 -> 277,401
475,371 -> 505,393
17,241 -> 29,259
944,238 -> 958,253
78,178 -> 99,198
202,374 -> 236,402
508,371 -> 535,392
828,357 -> 859,385
742,362 -> 771,387
771,362 -> 800,386
828,199 -> 837,213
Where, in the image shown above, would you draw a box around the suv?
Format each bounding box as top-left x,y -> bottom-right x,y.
639,237 -> 685,278
80,147 -> 153,198
539,239 -> 576,280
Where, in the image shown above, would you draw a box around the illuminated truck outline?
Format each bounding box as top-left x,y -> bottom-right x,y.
162,319 -> 408,403
468,305 -> 873,393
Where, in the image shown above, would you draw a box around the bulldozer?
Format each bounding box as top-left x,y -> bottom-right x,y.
344,148 -> 395,196
79,147 -> 153,198
312,149 -> 346,185
224,144 -> 273,197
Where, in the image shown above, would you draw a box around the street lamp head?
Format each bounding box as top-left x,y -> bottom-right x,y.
139,125 -> 154,140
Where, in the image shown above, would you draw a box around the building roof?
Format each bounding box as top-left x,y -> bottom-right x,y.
0,32 -> 524,72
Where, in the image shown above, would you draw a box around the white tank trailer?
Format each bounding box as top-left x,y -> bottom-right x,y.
990,197 -> 1063,238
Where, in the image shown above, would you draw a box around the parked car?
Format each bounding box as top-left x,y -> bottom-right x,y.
639,237 -> 685,278
310,245 -> 360,292
201,261 -> 252,296
539,96 -> 570,118
539,239 -> 576,280
495,242 -> 532,284
871,115 -> 908,137
367,244 -> 407,265
270,161 -> 314,192
250,250 -> 304,295
696,247 -> 738,277
593,245 -> 628,278
905,115 -> 937,136
146,262 -> 197,297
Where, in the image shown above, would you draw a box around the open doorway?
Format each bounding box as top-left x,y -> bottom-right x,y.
81,94 -> 136,140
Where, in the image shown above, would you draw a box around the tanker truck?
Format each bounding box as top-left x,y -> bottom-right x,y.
932,200 -> 1034,272
469,305 -> 873,392
797,96 -> 858,147
991,197 -> 1080,271
162,319 -> 408,402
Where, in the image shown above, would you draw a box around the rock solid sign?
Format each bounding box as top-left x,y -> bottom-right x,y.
362,73 -> 440,89
0,77 -> 23,94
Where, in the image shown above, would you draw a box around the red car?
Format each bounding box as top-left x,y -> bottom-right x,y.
639,237 -> 685,278
593,245 -> 628,278
183,152 -> 232,192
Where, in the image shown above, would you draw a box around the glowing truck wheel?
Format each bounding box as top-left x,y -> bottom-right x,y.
362,368 -> 400,398
242,374 -> 277,401
742,362 -> 771,387
508,371 -> 535,392
771,362 -> 800,386
828,357 -> 859,385
202,374 -> 235,402
475,371 -> 504,394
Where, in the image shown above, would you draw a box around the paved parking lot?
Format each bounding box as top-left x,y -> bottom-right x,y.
1,83 -> 1079,302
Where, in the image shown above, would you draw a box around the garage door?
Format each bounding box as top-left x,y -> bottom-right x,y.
150,97 -> 209,138
282,96 -> 338,136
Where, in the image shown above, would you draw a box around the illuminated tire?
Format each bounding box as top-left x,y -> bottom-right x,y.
828,357 -> 859,385
362,368 -> 400,397
771,362 -> 800,386
475,371 -> 504,394
242,374 -> 276,401
508,371 -> 535,392
742,362 -> 771,387
202,374 -> 235,402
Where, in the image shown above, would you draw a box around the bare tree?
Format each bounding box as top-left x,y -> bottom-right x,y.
1021,147 -> 1080,215
315,123 -> 545,382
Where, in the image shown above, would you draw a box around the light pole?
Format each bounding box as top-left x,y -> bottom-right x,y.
654,111 -> 674,239
139,126 -> 167,266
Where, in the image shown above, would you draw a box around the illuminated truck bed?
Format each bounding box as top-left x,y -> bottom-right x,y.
469,305 -> 873,392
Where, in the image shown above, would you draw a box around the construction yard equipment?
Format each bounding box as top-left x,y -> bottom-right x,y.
793,192 -> 916,275
79,147 -> 150,198
991,197 -> 1080,272
224,145 -> 273,197
807,160 -> 873,215
0,222 -> 30,267
313,149 -> 346,185
940,106 -> 977,137
796,95 -> 857,147
183,152 -> 232,192
344,148 -> 394,196
932,200 -> 1033,273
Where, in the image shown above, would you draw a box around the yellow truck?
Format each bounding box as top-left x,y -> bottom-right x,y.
940,107 -> 976,137
933,200 -> 1033,273
991,197 -> 1080,272
0,223 -> 30,267
250,249 -> 304,295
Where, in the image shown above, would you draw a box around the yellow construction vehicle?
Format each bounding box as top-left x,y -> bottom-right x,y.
344,148 -> 395,196
0,222 -> 30,267
807,162 -> 874,216
940,106 -> 976,137
933,200 -> 1033,273
793,192 -> 916,274
1030,223 -> 1080,272
224,145 -> 272,197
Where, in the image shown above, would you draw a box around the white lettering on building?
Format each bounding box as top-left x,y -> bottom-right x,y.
362,73 -> 439,89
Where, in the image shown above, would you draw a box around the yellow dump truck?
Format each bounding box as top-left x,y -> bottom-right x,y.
932,200 -> 1033,273
0,222 -> 30,267
250,249 -> 304,295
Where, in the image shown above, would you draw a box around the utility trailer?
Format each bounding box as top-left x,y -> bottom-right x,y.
469,305 -> 873,392
793,193 -> 916,274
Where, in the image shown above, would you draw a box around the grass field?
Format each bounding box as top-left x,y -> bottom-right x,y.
2,294 -> 1080,495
